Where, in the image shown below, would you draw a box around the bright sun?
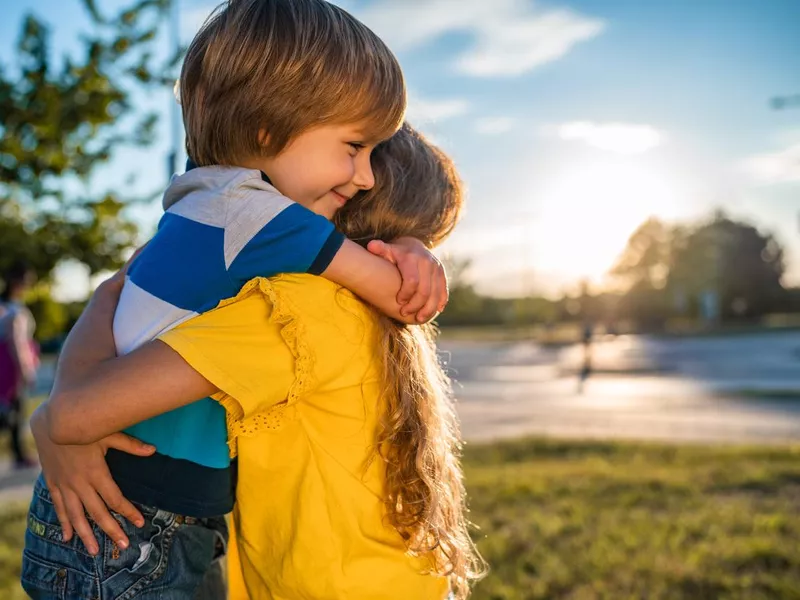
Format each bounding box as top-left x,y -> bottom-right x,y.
530,159 -> 684,287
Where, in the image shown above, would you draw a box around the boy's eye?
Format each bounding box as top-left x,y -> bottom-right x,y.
347,142 -> 365,153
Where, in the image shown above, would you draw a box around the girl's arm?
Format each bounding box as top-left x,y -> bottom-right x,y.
45,277 -> 217,445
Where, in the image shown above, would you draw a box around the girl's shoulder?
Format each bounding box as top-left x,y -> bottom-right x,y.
265,273 -> 375,325
224,274 -> 379,353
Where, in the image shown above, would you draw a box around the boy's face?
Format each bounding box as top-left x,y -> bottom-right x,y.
251,122 -> 379,220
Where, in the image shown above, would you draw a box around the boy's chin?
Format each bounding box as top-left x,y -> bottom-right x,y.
312,202 -> 339,221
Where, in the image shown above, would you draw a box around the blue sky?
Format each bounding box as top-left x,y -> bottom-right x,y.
3,0 -> 799,298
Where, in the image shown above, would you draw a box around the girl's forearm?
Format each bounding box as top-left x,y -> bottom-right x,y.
46,339 -> 216,445
53,280 -> 120,390
45,279 -> 217,445
45,279 -> 125,444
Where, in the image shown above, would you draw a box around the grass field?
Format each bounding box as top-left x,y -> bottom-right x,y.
0,501 -> 28,600
464,439 -> 800,599
3,438 -> 800,599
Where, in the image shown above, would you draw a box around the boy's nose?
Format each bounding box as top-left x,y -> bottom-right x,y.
352,153 -> 375,191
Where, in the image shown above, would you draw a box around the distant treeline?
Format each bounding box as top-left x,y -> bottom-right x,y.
439,211 -> 800,332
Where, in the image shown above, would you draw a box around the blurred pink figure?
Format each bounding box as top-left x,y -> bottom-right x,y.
0,262 -> 39,468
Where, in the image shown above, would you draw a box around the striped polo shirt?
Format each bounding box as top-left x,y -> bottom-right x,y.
106,164 -> 344,517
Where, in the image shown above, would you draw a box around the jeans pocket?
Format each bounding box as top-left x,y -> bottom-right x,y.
20,551 -> 68,600
21,551 -> 101,600
21,550 -> 101,600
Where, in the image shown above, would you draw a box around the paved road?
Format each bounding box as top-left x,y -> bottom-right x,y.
443,331 -> 800,444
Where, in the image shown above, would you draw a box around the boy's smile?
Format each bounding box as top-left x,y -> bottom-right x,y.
243,122 -> 381,220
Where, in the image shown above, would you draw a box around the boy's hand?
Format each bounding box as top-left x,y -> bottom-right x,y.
367,237 -> 448,322
30,406 -> 155,555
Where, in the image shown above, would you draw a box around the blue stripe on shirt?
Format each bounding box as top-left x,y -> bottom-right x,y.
227,202 -> 338,287
129,213 -> 234,313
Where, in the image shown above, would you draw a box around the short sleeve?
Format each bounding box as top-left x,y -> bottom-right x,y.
158,284 -> 297,421
225,192 -> 345,288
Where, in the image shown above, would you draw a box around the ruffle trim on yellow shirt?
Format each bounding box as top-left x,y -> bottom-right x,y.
216,276 -> 316,457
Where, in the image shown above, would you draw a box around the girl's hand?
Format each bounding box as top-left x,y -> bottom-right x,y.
30,406 -> 155,555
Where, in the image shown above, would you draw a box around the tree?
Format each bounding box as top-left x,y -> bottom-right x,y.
610,217 -> 671,289
609,217 -> 675,328
438,258 -> 485,325
668,213 -> 785,320
610,212 -> 788,326
0,0 -> 175,283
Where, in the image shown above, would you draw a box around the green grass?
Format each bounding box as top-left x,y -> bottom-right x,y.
0,502 -> 29,600
3,438 -> 800,599
465,439 -> 800,600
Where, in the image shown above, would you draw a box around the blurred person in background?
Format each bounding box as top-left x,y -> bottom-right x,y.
0,261 -> 39,468
577,320 -> 593,394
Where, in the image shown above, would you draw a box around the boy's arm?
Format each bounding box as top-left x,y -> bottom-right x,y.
227,195 -> 447,324
322,237 -> 448,323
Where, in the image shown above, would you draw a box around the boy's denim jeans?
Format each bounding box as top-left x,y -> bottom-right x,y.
22,474 -> 228,600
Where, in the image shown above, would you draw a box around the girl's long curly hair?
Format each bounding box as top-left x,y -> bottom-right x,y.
334,124 -> 487,598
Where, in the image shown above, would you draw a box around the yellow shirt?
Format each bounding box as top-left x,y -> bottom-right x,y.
160,274 -> 449,600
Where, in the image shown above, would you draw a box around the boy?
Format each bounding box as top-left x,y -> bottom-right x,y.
22,1 -> 446,598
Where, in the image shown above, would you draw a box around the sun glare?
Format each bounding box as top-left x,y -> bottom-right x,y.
531,160 -> 684,287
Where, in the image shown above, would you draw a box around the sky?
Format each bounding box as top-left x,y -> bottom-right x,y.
2,0 -> 799,299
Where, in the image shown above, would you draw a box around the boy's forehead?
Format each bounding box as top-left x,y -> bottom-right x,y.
305,120 -> 397,146
339,120 -> 396,144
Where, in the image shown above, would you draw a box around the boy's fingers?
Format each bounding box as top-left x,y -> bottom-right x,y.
435,264 -> 449,313
366,240 -> 396,264
83,490 -> 130,550
400,261 -> 432,315
103,432 -> 155,457
63,490 -> 100,555
439,282 -> 449,314
416,274 -> 441,323
49,486 -> 74,542
396,256 -> 422,305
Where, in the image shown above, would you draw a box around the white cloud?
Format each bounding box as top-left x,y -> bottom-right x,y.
457,8 -> 606,77
557,121 -> 663,154
354,0 -> 605,77
743,144 -> 800,184
475,117 -> 516,135
182,2 -> 603,78
406,93 -> 470,124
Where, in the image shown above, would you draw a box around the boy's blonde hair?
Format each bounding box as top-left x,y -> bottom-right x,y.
181,0 -> 406,166
336,125 -> 486,599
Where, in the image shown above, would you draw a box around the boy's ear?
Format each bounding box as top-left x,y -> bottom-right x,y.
258,129 -> 270,147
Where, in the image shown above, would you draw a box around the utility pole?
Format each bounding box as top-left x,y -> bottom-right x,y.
770,93 -> 799,233
167,0 -> 182,181
770,94 -> 800,111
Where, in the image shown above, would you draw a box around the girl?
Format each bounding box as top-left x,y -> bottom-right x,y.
38,125 -> 486,599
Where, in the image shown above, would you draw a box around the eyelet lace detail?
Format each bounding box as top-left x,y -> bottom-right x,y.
216,276 -> 315,457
